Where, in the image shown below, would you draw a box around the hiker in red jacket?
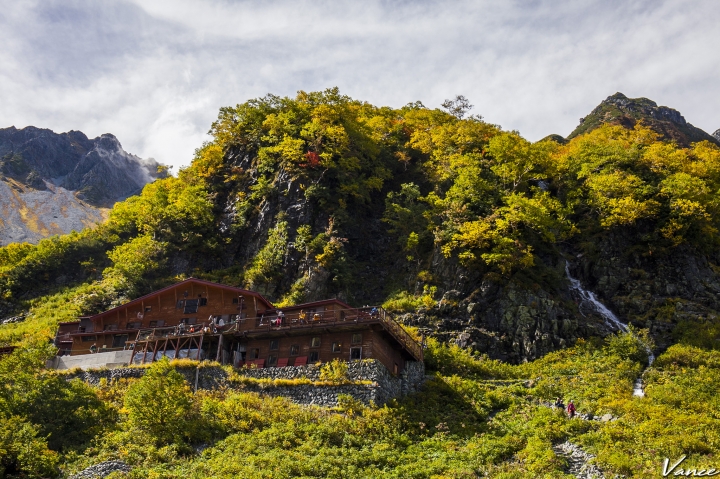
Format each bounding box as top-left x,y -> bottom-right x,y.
566,400 -> 576,418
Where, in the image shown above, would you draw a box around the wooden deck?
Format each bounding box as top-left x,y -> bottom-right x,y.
130,307 -> 423,363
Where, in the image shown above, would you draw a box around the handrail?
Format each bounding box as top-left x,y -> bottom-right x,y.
123,306 -> 423,361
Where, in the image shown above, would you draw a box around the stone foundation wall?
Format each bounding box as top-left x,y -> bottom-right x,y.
67,359 -> 426,407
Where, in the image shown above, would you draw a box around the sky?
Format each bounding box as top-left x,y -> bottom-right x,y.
0,0 -> 718,171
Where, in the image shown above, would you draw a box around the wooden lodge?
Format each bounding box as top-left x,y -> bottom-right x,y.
53,278 -> 423,374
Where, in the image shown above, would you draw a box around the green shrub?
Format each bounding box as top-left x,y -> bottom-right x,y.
319,359 -> 349,383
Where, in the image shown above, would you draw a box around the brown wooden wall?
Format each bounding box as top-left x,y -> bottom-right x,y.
235,329 -> 407,374
92,283 -> 266,333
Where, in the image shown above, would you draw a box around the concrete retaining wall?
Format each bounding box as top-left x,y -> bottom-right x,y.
47,350 -> 134,370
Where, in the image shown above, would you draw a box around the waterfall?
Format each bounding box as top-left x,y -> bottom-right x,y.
565,261 -> 654,396
565,262 -> 628,332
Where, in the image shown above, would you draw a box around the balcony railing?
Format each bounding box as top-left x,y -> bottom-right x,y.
92,307 -> 424,361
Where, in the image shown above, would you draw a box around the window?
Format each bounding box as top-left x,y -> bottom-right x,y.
269,340 -> 279,350
249,348 -> 259,360
144,306 -> 152,312
176,300 -> 184,309
309,351 -> 319,363
184,299 -> 199,314
187,317 -> 197,325
113,334 -> 128,348
103,324 -> 117,331
351,333 -> 362,345
232,297 -> 238,304
199,297 -> 208,306
310,337 -> 321,348
332,342 -> 342,353
82,336 -> 97,342
268,355 -> 277,367
350,347 -> 362,360
127,322 -> 141,329
149,321 -> 158,328
290,344 -> 299,356
180,318 -> 189,324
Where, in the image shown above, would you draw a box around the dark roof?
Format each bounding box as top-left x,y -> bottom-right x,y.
271,298 -> 353,312
87,278 -> 274,322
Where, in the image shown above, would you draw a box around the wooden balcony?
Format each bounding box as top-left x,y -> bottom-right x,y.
129,306 -> 424,362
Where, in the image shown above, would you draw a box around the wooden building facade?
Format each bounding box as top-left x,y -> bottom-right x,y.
54,278 -> 423,374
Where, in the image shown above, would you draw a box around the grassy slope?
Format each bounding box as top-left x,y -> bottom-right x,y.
38,333 -> 716,479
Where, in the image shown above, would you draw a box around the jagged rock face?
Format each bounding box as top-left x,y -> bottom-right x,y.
572,229 -> 720,351
713,128 -> 720,142
0,126 -> 163,204
568,93 -> 719,147
399,256 -> 612,363
0,126 -> 164,245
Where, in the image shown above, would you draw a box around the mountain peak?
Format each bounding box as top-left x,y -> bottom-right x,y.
569,93 -> 718,147
0,126 -> 167,245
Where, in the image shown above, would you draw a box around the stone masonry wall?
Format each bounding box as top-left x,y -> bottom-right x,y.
67,359 -> 425,407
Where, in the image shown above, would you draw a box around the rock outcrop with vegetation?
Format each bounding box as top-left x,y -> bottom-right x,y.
568,92 -> 719,147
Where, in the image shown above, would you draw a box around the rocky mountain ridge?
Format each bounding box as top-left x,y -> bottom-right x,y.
561,92 -> 719,147
0,126 -> 165,245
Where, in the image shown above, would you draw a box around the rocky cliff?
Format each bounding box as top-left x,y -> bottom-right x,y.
567,92 -> 719,147
170,92 -> 720,363
0,126 -> 165,245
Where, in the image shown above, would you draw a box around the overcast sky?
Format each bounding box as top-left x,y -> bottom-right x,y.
0,0 -> 717,170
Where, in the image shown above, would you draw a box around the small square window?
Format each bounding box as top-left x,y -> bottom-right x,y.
310,337 -> 321,348
249,348 -> 259,360
144,306 -> 152,312
351,333 -> 362,345
332,342 -> 342,353
269,340 -> 279,350
199,297 -> 208,306
268,355 -> 277,367
350,347 -> 362,360
290,344 -> 299,356
82,335 -> 97,342
149,321 -> 158,328
184,299 -> 199,314
309,351 -> 319,363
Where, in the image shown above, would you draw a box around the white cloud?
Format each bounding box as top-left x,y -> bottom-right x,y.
0,0 -> 718,170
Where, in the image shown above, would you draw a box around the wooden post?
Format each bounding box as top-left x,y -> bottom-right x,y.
216,333 -> 224,363
197,332 -> 204,360
141,340 -> 148,365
